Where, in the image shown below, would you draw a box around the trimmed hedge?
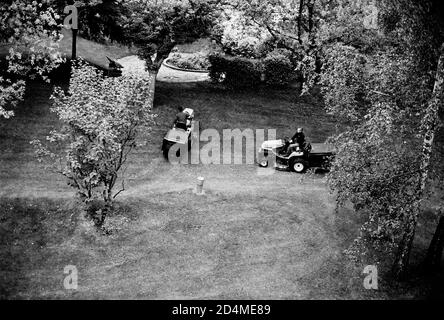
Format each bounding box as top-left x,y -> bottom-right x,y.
263,49 -> 300,86
209,50 -> 301,88
209,53 -> 263,88
168,52 -> 210,71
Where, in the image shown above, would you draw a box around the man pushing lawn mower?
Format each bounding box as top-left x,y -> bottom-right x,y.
174,106 -> 192,130
162,106 -> 195,159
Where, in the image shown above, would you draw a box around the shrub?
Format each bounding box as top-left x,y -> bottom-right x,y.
208,53 -> 263,88
31,60 -> 155,226
218,12 -> 270,59
209,49 -> 303,88
168,52 -> 210,70
263,49 -> 300,86
221,38 -> 261,58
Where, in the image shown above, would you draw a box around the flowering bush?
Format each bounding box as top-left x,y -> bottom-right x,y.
31,61 -> 156,225
218,11 -> 270,59
168,52 -> 210,70
0,76 -> 25,118
0,0 -> 64,118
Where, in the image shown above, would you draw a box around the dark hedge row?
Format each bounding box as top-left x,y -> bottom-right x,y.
209,53 -> 263,87
209,50 -> 301,88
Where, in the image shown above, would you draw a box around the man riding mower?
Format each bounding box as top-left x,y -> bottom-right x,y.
257,127 -> 334,173
282,127 -> 312,156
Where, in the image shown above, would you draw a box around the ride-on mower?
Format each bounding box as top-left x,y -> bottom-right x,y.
257,138 -> 335,173
161,108 -> 195,160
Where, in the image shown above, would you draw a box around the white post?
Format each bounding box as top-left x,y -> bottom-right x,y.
196,176 -> 205,195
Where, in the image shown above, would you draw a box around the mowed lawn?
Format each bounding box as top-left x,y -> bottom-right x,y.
0,29 -> 136,70
0,80 -> 441,299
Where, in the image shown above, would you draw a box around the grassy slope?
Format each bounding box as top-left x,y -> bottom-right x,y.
0,80 -> 442,299
58,29 -> 136,67
0,29 -> 135,70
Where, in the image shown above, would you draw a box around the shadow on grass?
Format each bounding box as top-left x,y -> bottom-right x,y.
304,203 -> 444,300
0,198 -> 77,298
0,197 -> 140,299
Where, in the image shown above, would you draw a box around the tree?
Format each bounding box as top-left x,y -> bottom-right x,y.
50,0 -> 129,44
214,9 -> 270,58
123,0 -> 217,96
31,61 -> 155,226
215,0 -> 364,90
392,44 -> 444,278
220,0 -> 321,53
0,0 -> 64,118
322,48 -> 425,267
425,214 -> 444,272
317,0 -> 444,278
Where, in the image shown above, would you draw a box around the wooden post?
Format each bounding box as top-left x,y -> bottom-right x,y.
63,4 -> 78,60
196,177 -> 205,195
297,0 -> 304,45
72,28 -> 77,60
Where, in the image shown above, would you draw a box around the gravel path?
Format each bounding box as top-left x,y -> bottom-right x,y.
117,55 -> 210,83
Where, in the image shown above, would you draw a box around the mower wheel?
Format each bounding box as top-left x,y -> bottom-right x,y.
290,158 -> 307,173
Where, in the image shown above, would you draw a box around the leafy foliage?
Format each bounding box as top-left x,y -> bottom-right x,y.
78,0 -> 128,43
208,53 -> 263,88
317,0 -> 382,53
168,52 -> 210,70
48,0 -> 129,43
208,48 -> 300,88
0,77 -> 25,119
215,9 -> 270,58
0,0 -> 64,118
318,0 -> 444,274
320,44 -> 366,121
263,48 -> 300,86
328,102 -> 421,262
31,61 -> 155,223
124,0 -> 217,72
214,0 -> 332,87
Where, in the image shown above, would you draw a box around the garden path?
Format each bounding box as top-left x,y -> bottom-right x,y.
117,55 -> 210,83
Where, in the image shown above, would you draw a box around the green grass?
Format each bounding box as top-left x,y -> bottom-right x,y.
0,80 -> 442,299
58,29 -> 136,68
0,29 -> 136,71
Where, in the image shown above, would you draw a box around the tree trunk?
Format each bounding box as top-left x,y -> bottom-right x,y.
100,200 -> 111,226
297,0 -> 304,45
424,215 -> 444,273
392,207 -> 417,279
148,50 -> 170,107
148,70 -> 157,107
392,43 -> 444,279
99,184 -> 113,226
306,0 -> 316,52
